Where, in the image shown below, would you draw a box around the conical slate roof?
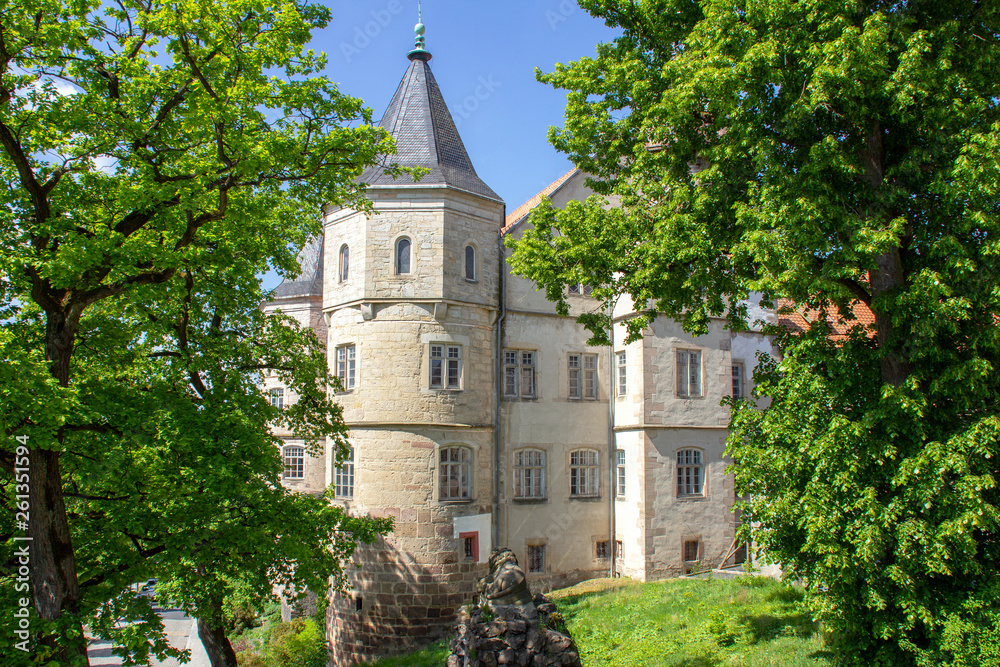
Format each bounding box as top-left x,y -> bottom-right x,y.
359,55 -> 502,203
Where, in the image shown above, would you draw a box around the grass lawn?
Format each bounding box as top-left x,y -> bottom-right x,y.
368,576 -> 834,666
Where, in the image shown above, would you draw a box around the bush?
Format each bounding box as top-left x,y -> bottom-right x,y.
264,618 -> 329,667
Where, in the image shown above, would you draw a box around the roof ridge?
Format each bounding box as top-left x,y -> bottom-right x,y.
501,168 -> 579,235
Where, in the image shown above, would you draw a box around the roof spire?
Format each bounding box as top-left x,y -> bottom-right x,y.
408,1 -> 432,61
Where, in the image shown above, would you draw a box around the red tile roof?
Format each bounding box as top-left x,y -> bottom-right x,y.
777,298 -> 876,339
501,168 -> 579,236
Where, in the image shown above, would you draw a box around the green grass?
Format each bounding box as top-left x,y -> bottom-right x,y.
367,577 -> 834,666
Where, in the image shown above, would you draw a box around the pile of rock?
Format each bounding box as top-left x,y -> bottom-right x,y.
447,593 -> 582,667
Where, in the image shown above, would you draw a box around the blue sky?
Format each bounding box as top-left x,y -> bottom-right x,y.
314,1 -> 619,212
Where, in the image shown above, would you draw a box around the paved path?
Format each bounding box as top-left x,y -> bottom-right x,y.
87,609 -> 211,667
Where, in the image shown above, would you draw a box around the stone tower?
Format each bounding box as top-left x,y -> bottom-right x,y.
323,24 -> 504,664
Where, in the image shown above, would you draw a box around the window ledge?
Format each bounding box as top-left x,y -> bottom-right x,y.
569,495 -> 602,502
439,498 -> 474,504
676,494 -> 707,501
512,497 -> 548,504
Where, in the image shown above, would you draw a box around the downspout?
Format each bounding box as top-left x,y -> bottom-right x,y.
608,301 -> 617,578
493,225 -> 507,550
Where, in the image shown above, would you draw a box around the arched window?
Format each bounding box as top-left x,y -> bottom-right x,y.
676,448 -> 704,496
569,449 -> 600,498
439,446 -> 472,500
339,244 -> 349,282
465,245 -> 476,281
513,448 -> 546,499
283,446 -> 304,479
396,237 -> 411,275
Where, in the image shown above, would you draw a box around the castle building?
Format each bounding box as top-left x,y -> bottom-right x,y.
264,27 -> 776,666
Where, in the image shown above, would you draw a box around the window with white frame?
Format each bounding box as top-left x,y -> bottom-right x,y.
676,350 -> 702,397
677,448 -> 704,496
513,449 -> 546,499
567,284 -> 593,296
395,237 -> 411,275
283,445 -> 304,479
339,244 -> 349,282
430,344 -> 462,390
465,245 -> 476,281
439,446 -> 472,501
335,447 -> 354,498
527,545 -> 545,573
269,387 -> 284,409
336,345 -> 356,391
616,450 -> 626,497
503,349 -> 536,399
569,449 -> 600,498
616,351 -> 627,396
569,353 -> 598,400
732,363 -> 744,399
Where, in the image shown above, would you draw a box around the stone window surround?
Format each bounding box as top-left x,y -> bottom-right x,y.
335,343 -> 356,393
732,361 -> 745,399
339,243 -> 349,283
393,233 -> 412,276
525,538 -> 548,574
615,449 -> 626,498
420,332 -> 470,394
437,444 -> 473,503
334,446 -> 354,498
503,347 -> 538,400
269,386 -> 284,409
594,538 -> 611,560
615,350 -> 627,398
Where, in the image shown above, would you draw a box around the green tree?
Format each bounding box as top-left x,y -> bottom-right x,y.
1,0 -> 396,663
508,1 -> 1000,663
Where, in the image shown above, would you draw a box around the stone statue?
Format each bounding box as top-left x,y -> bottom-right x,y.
475,547 -> 534,608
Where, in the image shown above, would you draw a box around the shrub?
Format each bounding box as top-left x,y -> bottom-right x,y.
264,618 -> 329,667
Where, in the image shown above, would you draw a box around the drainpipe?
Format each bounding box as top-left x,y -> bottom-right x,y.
608,302 -> 616,578
493,226 -> 507,551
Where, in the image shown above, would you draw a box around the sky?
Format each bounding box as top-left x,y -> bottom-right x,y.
313,0 -> 620,212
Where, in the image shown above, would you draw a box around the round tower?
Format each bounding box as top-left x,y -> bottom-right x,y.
323,23 -> 504,664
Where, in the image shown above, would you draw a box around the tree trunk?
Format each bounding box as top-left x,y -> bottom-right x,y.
29,310 -> 89,665
198,613 -> 239,667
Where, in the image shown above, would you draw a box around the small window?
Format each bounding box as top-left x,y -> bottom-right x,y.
616,351 -> 627,397
395,237 -> 411,275
430,344 -> 462,390
513,449 -> 546,499
595,540 -> 610,559
676,350 -> 702,397
569,449 -> 600,498
439,446 -> 472,501
335,447 -> 354,498
614,540 -> 623,560
503,349 -> 536,399
336,345 -> 356,391
465,245 -> 476,281
732,363 -> 744,399
677,449 -> 704,496
527,545 -> 545,573
269,387 -> 284,409
283,446 -> 304,479
684,539 -> 700,563
616,450 -> 626,498
460,532 -> 479,562
567,284 -> 593,296
339,244 -> 350,282
568,353 -> 598,400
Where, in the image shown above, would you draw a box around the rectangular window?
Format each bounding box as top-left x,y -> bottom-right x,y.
616,450 -> 626,498
732,363 -> 744,399
614,540 -> 623,560
684,539 -> 700,563
283,446 -> 303,479
335,447 -> 354,498
431,344 -> 462,390
616,351 -> 627,396
676,350 -> 702,397
677,449 -> 704,496
337,345 -> 356,391
460,531 -> 479,562
527,545 -> 545,573
569,449 -> 600,498
503,349 -> 536,399
513,449 -> 546,499
569,354 -> 598,400
595,540 -> 610,559
269,387 -> 284,409
440,447 -> 472,500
